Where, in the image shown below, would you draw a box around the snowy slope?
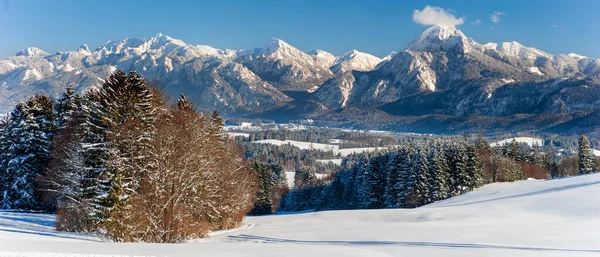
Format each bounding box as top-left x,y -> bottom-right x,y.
2,174 -> 600,256
330,50 -> 383,74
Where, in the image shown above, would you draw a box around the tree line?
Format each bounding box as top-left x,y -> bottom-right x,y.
0,71 -> 257,242
280,135 -> 599,212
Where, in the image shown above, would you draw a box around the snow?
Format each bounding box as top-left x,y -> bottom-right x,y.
568,53 -> 587,60
501,78 -> 515,84
3,173 -> 600,256
494,42 -> 551,61
253,139 -> 339,152
15,47 -> 48,57
164,57 -> 173,72
21,69 -> 44,81
60,64 -> 74,72
490,137 -> 543,147
253,140 -> 394,157
0,252 -> 152,257
528,66 -> 544,76
310,49 -> 336,68
408,25 -> 475,53
225,132 -> 250,138
593,149 -> 600,157
285,172 -> 330,188
316,159 -> 343,166
331,50 -> 383,73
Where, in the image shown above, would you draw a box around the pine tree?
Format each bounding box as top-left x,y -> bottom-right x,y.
428,146 -> 450,202
0,95 -> 55,210
447,143 -> 469,196
578,133 -> 596,175
384,148 -> 410,208
78,70 -> 158,236
354,154 -> 373,209
55,86 -> 81,130
250,162 -> 273,215
361,153 -> 389,209
465,145 -> 483,190
405,149 -> 431,207
508,140 -> 522,162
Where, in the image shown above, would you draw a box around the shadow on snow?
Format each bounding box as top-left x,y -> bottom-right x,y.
229,234 -> 600,253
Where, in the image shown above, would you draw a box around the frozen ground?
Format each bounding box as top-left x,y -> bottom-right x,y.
316,159 -> 343,166
490,137 -> 543,147
2,173 -> 600,256
285,172 -> 329,188
253,139 -> 394,157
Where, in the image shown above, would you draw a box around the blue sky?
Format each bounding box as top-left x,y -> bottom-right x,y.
1,0 -> 600,58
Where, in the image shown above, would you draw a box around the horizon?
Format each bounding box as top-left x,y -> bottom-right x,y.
4,24 -> 597,59
2,0 -> 600,58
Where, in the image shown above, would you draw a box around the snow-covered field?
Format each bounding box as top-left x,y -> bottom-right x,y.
225,132 -> 250,138
490,137 -> 543,147
316,159 -> 343,166
2,174 -> 600,256
253,139 -> 394,157
253,139 -> 339,152
285,172 -> 329,188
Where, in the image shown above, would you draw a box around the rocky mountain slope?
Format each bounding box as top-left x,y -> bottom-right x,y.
312,25 -> 600,117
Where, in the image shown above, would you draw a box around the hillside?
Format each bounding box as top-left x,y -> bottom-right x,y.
2,174 -> 600,256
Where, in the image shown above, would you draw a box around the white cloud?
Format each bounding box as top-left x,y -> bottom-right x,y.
490,11 -> 505,23
412,6 -> 464,27
551,23 -> 558,29
471,19 -> 482,25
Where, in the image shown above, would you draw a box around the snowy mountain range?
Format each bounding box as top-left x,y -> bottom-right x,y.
2,25 -> 600,133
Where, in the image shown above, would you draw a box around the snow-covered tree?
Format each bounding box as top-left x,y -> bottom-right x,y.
465,145 -> 483,190
251,162 -> 274,215
404,150 -> 431,208
428,146 -> 450,202
0,95 -> 55,210
384,147 -> 410,208
55,85 -> 81,130
447,143 -> 469,196
578,133 -> 596,175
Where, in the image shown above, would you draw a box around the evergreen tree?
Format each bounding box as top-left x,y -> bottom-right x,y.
578,133 -> 596,175
0,95 -> 55,210
362,153 -> 389,209
508,140 -> 523,162
384,147 -> 410,208
465,145 -> 483,190
428,147 -> 450,202
405,150 -> 431,207
250,162 -> 273,215
294,166 -> 316,188
79,70 -> 158,234
55,86 -> 81,130
447,143 -> 469,196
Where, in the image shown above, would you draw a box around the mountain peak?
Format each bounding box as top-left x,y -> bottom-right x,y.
408,25 -> 475,53
148,33 -> 186,49
78,44 -> 90,53
15,47 -> 48,57
262,38 -> 294,53
332,49 -> 383,74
